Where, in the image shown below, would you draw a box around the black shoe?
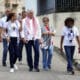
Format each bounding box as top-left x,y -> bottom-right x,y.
34,68 -> 40,72
48,65 -> 51,69
29,68 -> 33,72
2,63 -> 7,67
67,70 -> 75,75
71,70 -> 75,75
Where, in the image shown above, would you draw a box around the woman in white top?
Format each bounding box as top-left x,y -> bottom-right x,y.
4,13 -> 22,73
60,18 -> 80,75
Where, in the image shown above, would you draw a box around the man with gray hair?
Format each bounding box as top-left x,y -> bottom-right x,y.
21,10 -> 41,72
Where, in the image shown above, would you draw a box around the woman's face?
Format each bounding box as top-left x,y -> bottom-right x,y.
12,14 -> 17,21
43,18 -> 49,26
67,22 -> 74,28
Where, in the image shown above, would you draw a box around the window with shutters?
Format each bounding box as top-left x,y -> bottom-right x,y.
37,0 -> 80,15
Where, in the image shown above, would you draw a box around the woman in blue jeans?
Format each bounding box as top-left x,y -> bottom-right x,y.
41,17 -> 55,70
60,18 -> 80,75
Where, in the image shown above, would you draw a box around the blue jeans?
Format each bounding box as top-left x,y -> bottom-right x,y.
2,39 -> 8,64
64,46 -> 75,71
42,45 -> 53,68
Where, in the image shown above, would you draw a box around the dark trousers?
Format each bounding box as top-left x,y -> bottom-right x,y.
18,40 -> 24,61
64,46 -> 75,71
9,37 -> 18,68
2,39 -> 8,64
25,39 -> 40,69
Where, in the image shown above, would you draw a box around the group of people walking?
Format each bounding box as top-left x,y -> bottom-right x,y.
0,9 -> 80,75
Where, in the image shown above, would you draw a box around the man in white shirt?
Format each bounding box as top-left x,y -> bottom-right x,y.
0,9 -> 11,66
21,10 -> 41,72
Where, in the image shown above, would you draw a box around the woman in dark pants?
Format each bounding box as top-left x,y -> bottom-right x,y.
60,18 -> 80,75
4,13 -> 22,72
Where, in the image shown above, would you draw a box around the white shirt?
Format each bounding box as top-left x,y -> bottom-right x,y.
4,20 -> 20,38
0,16 -> 7,28
62,26 -> 79,46
0,16 -> 7,38
21,17 -> 41,40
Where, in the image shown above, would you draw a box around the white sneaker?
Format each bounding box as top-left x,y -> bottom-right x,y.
10,68 -> 14,73
14,64 -> 18,70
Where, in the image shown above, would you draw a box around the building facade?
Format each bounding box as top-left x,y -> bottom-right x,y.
37,0 -> 80,59
0,0 -> 5,17
5,0 -> 25,13
0,0 -> 25,17
25,0 -> 37,15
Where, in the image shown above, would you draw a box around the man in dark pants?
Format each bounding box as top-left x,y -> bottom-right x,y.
18,11 -> 27,63
25,40 -> 40,70
21,10 -> 41,72
18,40 -> 24,62
0,9 -> 11,66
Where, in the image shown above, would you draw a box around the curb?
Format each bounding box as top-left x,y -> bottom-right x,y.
54,46 -> 80,71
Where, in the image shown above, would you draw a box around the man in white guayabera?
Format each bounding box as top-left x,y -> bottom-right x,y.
21,10 -> 41,72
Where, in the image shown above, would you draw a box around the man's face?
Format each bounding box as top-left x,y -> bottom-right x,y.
6,10 -> 11,16
22,12 -> 27,18
28,11 -> 34,19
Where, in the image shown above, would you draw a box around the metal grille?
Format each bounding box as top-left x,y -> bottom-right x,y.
37,0 -> 55,15
56,0 -> 80,12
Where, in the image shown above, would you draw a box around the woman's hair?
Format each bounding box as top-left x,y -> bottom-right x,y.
64,17 -> 74,26
6,13 -> 15,22
42,17 -> 49,22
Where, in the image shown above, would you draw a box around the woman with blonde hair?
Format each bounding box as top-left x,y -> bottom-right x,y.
41,17 -> 56,70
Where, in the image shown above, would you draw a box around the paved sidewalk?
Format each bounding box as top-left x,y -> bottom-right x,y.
0,43 -> 80,80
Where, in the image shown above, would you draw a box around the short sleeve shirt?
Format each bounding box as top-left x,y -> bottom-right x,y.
62,26 -> 79,46
41,26 -> 55,46
0,16 -> 7,28
4,20 -> 20,38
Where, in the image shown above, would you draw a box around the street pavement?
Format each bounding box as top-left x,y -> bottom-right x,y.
0,43 -> 80,80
